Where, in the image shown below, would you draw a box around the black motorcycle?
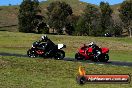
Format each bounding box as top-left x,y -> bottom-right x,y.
27,40 -> 66,60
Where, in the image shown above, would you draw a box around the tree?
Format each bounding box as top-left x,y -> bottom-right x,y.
100,2 -> 113,35
9,4 -> 12,6
119,0 -> 132,37
34,15 -> 49,34
113,21 -> 123,37
75,4 -> 101,36
75,17 -> 87,36
18,0 -> 41,33
65,14 -> 79,35
112,14 -> 123,37
47,1 -> 72,34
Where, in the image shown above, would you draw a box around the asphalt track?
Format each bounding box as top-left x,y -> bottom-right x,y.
0,52 -> 132,67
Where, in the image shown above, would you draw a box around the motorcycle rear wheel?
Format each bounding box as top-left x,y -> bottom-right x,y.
75,53 -> 84,60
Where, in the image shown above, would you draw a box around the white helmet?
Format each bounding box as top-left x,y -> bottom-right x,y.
89,42 -> 94,46
41,35 -> 48,42
41,35 -> 47,39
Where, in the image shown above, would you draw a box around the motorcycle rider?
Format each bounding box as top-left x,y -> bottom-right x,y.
38,35 -> 55,56
88,42 -> 101,58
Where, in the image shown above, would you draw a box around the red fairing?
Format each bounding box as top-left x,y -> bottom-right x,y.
36,50 -> 44,54
87,47 -> 93,53
101,48 -> 109,54
79,46 -> 87,54
77,46 -> 93,60
75,44 -> 109,62
79,49 -> 85,53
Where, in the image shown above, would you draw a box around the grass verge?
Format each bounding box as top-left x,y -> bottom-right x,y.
0,31 -> 132,62
0,56 -> 132,88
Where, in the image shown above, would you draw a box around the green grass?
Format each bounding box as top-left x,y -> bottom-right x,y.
0,56 -> 132,88
110,50 -> 132,62
0,31 -> 132,62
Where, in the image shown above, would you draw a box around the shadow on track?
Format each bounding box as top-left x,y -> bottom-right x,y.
0,52 -> 27,57
0,52 -> 132,67
64,58 -> 132,67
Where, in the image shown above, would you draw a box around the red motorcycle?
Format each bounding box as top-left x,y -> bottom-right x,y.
75,44 -> 109,62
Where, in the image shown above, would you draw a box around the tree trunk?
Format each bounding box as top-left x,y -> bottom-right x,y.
129,28 -> 132,38
53,28 -> 54,33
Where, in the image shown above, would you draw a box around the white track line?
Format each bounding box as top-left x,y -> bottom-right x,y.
123,66 -> 128,67
89,63 -> 94,64
98,64 -> 104,65
88,63 -> 129,67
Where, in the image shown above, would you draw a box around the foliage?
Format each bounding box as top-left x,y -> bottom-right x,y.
75,17 -> 87,36
99,1 -> 114,35
65,15 -> 79,35
34,15 -> 49,34
75,4 -> 101,36
119,0 -> 132,37
18,0 -> 41,33
113,20 -> 123,36
47,1 -> 73,34
2,0 -> 131,37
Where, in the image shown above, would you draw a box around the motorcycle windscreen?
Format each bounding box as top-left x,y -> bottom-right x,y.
101,48 -> 109,53
57,44 -> 64,49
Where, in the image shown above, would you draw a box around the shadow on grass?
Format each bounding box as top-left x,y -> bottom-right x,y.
0,29 -> 7,31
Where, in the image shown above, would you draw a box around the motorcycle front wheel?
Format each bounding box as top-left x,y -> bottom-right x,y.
92,55 -> 99,62
99,54 -> 109,62
27,49 -> 37,58
103,54 -> 109,62
54,50 -> 65,60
